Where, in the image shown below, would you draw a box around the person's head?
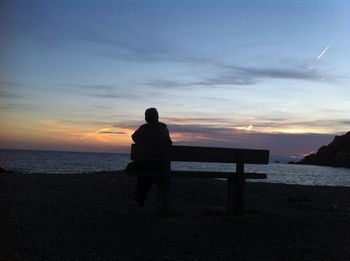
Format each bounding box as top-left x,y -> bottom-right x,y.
145,108 -> 159,123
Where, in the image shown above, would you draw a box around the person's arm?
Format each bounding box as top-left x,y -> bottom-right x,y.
162,127 -> 172,145
132,128 -> 142,143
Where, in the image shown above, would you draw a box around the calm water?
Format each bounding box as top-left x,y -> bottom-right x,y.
1,149 -> 350,187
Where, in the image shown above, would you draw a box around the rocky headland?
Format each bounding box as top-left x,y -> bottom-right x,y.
298,131 -> 350,168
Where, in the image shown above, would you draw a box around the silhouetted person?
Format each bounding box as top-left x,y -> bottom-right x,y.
128,108 -> 172,206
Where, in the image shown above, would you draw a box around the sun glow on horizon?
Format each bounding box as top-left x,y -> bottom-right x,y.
0,111 -> 345,156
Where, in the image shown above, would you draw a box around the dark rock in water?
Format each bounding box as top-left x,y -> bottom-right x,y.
298,131 -> 350,168
0,166 -> 13,174
287,161 -> 296,164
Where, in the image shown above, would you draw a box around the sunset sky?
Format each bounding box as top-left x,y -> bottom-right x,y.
1,0 -> 349,159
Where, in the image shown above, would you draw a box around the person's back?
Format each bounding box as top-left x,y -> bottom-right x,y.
128,108 -> 172,205
132,121 -> 172,145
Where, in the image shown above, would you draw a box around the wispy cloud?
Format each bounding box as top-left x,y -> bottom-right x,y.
82,26 -> 328,85
0,81 -> 27,99
144,77 -> 255,90
36,119 -> 133,146
98,130 -> 127,135
0,103 -> 42,112
59,119 -> 116,127
168,124 -> 233,135
0,89 -> 19,99
164,123 -> 335,157
249,119 -> 350,131
30,15 -> 331,86
67,83 -> 140,99
225,64 -> 325,81
83,26 -> 327,84
116,116 -> 350,134
145,63 -> 326,89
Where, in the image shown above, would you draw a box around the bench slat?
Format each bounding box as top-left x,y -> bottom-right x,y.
172,171 -> 267,179
172,146 -> 269,164
126,170 -> 267,179
130,144 -> 269,164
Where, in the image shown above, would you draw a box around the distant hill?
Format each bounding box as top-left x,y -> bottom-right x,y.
298,131 -> 350,168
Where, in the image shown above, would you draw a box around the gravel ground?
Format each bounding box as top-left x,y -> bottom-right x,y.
1,171 -> 350,261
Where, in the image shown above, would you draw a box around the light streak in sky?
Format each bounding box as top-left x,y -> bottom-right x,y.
305,42 -> 333,72
317,43 -> 332,60
281,99 -> 298,113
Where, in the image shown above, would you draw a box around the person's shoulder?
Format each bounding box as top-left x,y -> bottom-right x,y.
139,122 -> 168,129
138,123 -> 149,129
158,122 -> 168,128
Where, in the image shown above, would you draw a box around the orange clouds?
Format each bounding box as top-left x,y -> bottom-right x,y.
38,119 -> 134,146
0,117 -> 136,152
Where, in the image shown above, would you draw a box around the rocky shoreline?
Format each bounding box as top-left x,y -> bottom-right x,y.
1,171 -> 350,260
298,131 -> 350,168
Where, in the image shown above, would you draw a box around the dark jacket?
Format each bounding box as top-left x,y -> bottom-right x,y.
132,122 -> 172,145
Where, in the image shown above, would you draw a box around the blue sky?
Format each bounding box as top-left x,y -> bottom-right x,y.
1,0 -> 349,158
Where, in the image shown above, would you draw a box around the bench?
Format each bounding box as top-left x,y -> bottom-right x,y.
127,144 -> 269,216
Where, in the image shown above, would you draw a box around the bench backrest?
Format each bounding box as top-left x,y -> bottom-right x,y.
131,144 -> 269,164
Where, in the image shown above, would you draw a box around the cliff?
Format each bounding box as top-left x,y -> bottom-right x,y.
298,131 -> 350,168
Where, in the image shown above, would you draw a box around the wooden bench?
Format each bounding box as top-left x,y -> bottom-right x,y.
127,144 -> 269,216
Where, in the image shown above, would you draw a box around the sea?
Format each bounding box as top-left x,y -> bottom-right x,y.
1,149 -> 350,187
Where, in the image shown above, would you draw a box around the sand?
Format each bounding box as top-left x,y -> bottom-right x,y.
1,171 -> 350,261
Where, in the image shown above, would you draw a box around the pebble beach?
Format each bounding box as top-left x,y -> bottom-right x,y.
1,171 -> 350,261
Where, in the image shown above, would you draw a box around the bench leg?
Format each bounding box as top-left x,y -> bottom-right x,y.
227,177 -> 245,216
233,176 -> 245,216
227,178 -> 234,214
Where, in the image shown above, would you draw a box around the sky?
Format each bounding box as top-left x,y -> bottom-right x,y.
1,0 -> 350,159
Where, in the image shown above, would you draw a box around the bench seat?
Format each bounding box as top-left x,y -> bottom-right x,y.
127,170 -> 267,179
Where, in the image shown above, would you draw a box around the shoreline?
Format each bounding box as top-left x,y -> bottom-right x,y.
1,171 -> 350,260
3,169 -> 350,189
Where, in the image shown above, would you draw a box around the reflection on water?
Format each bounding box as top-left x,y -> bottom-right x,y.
0,149 -> 130,174
172,161 -> 350,187
1,149 -> 350,187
